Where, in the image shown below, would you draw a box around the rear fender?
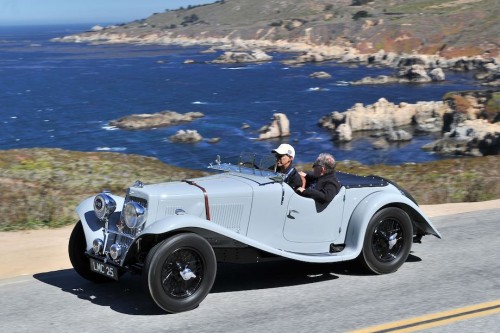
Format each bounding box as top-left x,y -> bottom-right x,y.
344,192 -> 441,261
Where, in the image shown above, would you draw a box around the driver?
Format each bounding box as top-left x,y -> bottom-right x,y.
272,144 -> 303,190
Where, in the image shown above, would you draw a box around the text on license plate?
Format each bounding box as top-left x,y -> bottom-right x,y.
90,258 -> 118,280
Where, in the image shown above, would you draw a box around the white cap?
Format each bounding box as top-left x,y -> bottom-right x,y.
272,144 -> 295,158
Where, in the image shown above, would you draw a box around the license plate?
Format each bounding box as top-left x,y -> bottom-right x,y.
90,258 -> 119,280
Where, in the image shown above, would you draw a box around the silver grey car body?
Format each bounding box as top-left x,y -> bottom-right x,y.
69,154 -> 441,313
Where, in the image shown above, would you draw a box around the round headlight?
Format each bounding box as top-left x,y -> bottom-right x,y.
123,201 -> 146,229
94,193 -> 117,220
92,238 -> 104,254
110,244 -> 122,260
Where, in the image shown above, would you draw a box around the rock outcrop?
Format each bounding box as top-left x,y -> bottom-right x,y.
351,65 -> 446,85
320,98 -> 446,134
310,71 -> 332,79
109,111 -> 204,130
423,91 -> 500,156
168,129 -> 203,143
258,113 -> 290,140
211,50 -> 272,64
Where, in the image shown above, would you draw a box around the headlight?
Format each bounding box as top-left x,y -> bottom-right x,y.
123,201 -> 146,229
94,193 -> 116,220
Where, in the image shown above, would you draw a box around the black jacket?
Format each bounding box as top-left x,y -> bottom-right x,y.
300,172 -> 341,212
281,165 -> 303,190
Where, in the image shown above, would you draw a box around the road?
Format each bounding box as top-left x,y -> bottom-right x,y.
1,208 -> 499,333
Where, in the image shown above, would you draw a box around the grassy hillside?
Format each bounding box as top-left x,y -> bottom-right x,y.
108,0 -> 500,58
1,148 -> 498,231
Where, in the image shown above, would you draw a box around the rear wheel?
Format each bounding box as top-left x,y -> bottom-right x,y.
143,233 -> 217,313
68,221 -> 111,282
360,207 -> 413,274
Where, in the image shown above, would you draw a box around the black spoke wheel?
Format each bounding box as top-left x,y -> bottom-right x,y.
360,207 -> 413,274
68,221 -> 112,283
143,233 -> 217,313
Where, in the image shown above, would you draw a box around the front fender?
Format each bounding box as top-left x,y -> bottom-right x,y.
75,194 -> 125,250
343,192 -> 442,261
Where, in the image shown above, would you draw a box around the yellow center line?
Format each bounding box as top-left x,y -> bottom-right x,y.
349,300 -> 500,333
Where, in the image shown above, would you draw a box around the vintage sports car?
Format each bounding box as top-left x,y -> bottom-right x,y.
69,153 -> 441,313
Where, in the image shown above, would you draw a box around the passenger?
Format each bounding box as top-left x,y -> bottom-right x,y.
272,143 -> 303,190
296,153 -> 341,211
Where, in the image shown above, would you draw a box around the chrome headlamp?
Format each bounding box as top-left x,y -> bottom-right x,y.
94,193 -> 117,220
123,201 -> 146,229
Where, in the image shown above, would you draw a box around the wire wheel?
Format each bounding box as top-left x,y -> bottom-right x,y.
143,233 -> 217,313
360,207 -> 413,274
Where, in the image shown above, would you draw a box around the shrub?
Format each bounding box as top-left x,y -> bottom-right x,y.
352,10 -> 371,20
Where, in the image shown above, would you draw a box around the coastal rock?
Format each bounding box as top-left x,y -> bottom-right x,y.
319,98 -> 446,142
397,65 -> 431,83
422,120 -> 500,156
211,49 -> 272,63
423,91 -> 500,156
258,113 -> 290,140
109,111 -> 204,130
90,25 -> 105,32
372,137 -> 389,150
335,123 -> 352,142
169,129 -> 203,143
387,129 -> 413,142
350,75 -> 398,85
310,71 -> 332,79
429,68 -> 446,81
351,66 -> 445,85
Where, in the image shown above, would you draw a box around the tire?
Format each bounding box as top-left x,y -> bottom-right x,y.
142,233 -> 217,313
68,221 -> 111,283
359,207 -> 413,274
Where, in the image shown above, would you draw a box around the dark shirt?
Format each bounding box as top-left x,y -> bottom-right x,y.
280,165 -> 302,190
300,172 -> 341,212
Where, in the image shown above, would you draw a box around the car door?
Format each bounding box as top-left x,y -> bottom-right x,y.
283,187 -> 345,243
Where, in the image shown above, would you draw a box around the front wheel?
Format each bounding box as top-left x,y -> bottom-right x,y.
359,207 -> 413,274
68,221 -> 111,282
142,233 -> 217,313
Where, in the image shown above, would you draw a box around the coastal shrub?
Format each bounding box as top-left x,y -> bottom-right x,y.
485,92 -> 500,122
351,0 -> 372,6
352,11 -> 371,20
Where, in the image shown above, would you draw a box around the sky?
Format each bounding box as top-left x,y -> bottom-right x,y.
0,0 -> 215,26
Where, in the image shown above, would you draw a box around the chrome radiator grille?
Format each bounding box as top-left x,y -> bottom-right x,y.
118,195 -> 148,237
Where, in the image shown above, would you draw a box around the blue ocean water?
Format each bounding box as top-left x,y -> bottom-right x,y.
0,24 -> 484,170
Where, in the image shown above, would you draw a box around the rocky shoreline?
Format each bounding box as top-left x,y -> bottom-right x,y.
51,21 -> 500,157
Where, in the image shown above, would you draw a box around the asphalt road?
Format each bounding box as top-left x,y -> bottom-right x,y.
1,208 -> 499,333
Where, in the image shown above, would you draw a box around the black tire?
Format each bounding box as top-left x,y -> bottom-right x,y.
68,221 -> 111,283
142,233 -> 217,313
359,207 -> 413,274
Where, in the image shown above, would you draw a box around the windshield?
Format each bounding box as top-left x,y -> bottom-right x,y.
207,153 -> 283,179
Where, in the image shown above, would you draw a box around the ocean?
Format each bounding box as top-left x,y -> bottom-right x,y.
0,24 -> 485,170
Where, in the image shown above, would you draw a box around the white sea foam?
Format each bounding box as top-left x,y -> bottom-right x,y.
222,66 -> 252,70
96,147 -> 127,152
102,125 -> 118,131
192,101 -> 208,105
